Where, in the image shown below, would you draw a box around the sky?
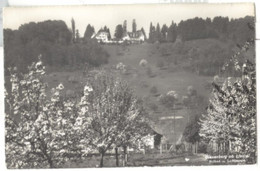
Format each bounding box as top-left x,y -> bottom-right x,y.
3,3 -> 255,38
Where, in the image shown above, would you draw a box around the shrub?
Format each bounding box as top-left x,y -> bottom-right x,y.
156,59 -> 165,69
159,94 -> 175,108
198,142 -> 208,153
116,62 -> 126,70
167,65 -> 178,73
175,143 -> 185,154
139,59 -> 148,67
140,81 -> 149,88
67,76 -> 79,84
116,62 -> 126,74
146,67 -> 156,78
187,86 -> 197,96
148,103 -> 158,111
150,86 -> 158,94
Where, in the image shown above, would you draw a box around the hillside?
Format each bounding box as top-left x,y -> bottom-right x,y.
5,38 -> 240,145
38,38 -> 237,145
100,39 -> 234,143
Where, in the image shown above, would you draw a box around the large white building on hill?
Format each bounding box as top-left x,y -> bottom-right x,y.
93,20 -> 146,44
122,30 -> 146,43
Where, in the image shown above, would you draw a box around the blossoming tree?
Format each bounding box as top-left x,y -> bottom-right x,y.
5,57 -> 80,168
75,71 -> 151,167
199,39 -> 256,162
5,58 -> 152,168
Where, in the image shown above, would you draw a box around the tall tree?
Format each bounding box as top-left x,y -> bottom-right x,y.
76,71 -> 150,167
141,27 -> 147,40
132,19 -> 137,33
106,28 -> 111,40
71,18 -> 75,43
149,22 -> 156,43
212,16 -> 229,34
114,24 -> 124,40
84,24 -> 95,41
178,17 -> 208,41
103,26 -> 108,32
123,20 -> 127,33
200,80 -> 242,155
183,115 -> 201,144
200,39 -> 256,162
5,58 -> 80,168
161,24 -> 168,42
167,21 -> 177,42
4,20 -> 72,73
155,23 -> 161,42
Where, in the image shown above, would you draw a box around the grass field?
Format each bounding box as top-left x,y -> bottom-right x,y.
63,152 -> 208,168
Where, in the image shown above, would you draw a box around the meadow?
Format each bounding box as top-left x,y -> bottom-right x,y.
63,152 -> 208,167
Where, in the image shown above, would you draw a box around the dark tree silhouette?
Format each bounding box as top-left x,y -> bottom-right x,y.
114,24 -> 124,39
123,20 -> 127,33
84,24 -> 95,42
71,18 -> 75,43
132,19 -> 137,33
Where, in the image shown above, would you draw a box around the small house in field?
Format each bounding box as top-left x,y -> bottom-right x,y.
127,129 -> 163,154
122,30 -> 146,43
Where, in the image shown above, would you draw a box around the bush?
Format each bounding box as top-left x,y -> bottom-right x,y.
139,59 -> 148,67
159,94 -> 176,108
187,86 -> 197,96
198,142 -> 208,153
146,67 -> 156,78
148,103 -> 158,111
150,86 -> 158,94
167,65 -> 178,73
156,59 -> 165,69
116,62 -> 126,70
175,143 -> 185,154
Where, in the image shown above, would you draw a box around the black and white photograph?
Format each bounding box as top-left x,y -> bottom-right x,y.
3,3 -> 256,168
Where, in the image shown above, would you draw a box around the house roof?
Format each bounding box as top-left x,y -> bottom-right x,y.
93,31 -> 109,40
93,28 -> 110,38
124,30 -> 144,39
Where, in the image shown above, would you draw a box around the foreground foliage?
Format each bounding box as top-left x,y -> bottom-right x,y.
199,39 -> 256,162
5,58 -> 151,168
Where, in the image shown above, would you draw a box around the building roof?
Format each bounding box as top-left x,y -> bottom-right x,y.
93,28 -> 110,39
123,30 -> 145,39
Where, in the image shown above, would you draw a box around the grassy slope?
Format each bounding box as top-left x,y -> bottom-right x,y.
44,38 -> 232,144
101,40 -> 222,142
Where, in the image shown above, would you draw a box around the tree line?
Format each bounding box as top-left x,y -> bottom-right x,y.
3,16 -> 254,75
148,16 -> 254,43
82,16 -> 254,43
4,19 -> 109,75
